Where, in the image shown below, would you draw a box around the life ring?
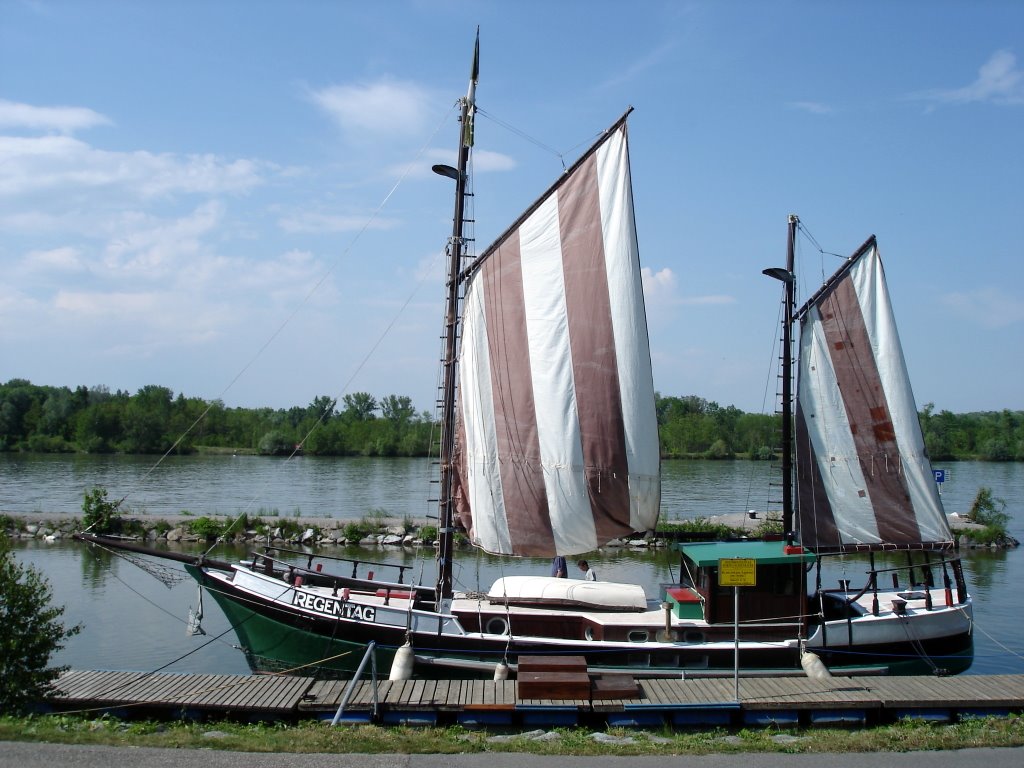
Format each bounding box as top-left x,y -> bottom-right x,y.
486,616 -> 509,636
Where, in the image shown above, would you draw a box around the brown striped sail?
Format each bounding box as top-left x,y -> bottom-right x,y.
794,238 -> 953,553
452,116 -> 661,557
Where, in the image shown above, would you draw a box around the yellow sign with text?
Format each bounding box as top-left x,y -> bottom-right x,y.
719,558 -> 756,587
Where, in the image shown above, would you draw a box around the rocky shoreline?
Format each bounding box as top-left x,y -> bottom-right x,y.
2,509 -> 1017,550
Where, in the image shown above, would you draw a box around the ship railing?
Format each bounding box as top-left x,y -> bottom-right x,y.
257,544 -> 415,583
814,550 -> 966,620
249,549 -> 437,605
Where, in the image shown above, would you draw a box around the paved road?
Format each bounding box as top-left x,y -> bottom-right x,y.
2,743 -> 1024,768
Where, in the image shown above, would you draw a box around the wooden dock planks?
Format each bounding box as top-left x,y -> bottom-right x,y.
52,670 -> 313,718
48,670 -> 1024,725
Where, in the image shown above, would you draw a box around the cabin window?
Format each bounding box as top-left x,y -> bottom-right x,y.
628,630 -> 649,643
763,566 -> 799,596
683,630 -> 705,644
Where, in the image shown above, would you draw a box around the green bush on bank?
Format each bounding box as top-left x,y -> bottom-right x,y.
962,487 -> 1014,546
0,533 -> 81,715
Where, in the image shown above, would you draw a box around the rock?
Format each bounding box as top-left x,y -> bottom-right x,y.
771,734 -> 802,744
531,731 -> 562,742
591,732 -> 636,745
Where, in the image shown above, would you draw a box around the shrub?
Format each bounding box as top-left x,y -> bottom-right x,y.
223,515 -> 248,537
755,518 -> 784,537
962,487 -> 1012,546
0,533 -> 81,714
703,439 -> 733,460
187,517 -> 224,539
258,430 -> 294,456
656,517 -> 740,540
81,486 -> 121,534
343,521 -> 371,543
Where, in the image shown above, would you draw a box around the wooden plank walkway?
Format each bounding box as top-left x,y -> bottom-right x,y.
44,670 -> 1024,727
51,670 -> 314,719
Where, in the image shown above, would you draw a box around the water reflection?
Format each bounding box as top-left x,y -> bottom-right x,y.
962,550 -> 1010,591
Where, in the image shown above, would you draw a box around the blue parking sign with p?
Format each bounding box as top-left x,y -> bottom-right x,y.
933,469 -> 946,484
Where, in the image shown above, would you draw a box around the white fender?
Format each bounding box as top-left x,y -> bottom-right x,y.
389,640 -> 415,681
493,661 -> 509,681
800,649 -> 833,679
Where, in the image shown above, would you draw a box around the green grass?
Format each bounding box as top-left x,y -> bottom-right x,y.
0,714 -> 1022,755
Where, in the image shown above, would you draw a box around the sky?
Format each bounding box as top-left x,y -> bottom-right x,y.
2,0 -> 1022,417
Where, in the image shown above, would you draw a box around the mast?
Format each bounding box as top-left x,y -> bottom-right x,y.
432,30 -> 479,603
763,214 -> 798,538
781,215 -> 796,538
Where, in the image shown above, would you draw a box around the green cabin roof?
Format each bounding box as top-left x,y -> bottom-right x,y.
675,539 -> 817,567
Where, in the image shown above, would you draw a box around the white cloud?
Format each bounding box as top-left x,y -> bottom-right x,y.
102,202 -> 224,275
681,294 -> 736,306
472,149 -> 517,173
941,287 -> 1024,329
0,98 -> 112,133
54,289 -> 162,317
277,209 -> 399,234
25,246 -> 83,271
642,266 -> 735,307
0,134 -> 266,199
642,266 -> 677,300
913,50 -> 1024,107
49,286 -> 233,353
307,79 -> 435,137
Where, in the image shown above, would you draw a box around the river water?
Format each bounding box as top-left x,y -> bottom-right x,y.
4,455 -> 1023,677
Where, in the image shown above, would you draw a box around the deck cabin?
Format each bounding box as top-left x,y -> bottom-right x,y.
674,540 -> 817,629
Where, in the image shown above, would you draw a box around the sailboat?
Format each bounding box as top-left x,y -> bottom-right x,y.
758,214 -> 973,674
78,39 -> 973,680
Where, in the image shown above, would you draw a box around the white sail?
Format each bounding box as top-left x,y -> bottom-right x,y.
453,118 -> 661,557
795,240 -> 953,552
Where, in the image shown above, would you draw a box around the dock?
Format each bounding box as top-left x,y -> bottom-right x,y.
45,669 -> 1024,728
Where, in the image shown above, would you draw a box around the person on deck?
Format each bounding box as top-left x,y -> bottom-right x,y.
577,560 -> 597,581
551,556 -> 567,578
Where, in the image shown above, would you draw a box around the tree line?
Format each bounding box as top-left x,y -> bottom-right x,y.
0,380 -> 433,457
1,379 -> 1022,461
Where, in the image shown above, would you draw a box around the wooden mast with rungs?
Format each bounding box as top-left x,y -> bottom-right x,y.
434,30 -> 478,603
